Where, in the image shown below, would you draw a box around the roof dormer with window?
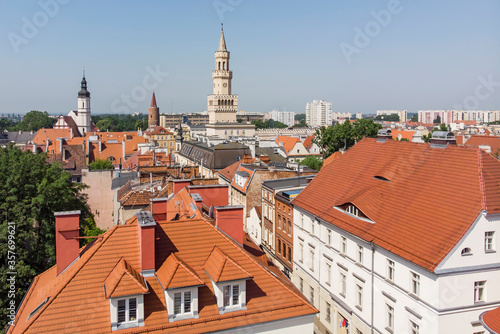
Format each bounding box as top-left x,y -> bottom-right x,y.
155,253 -> 204,322
335,203 -> 374,223
103,258 -> 149,331
203,246 -> 253,314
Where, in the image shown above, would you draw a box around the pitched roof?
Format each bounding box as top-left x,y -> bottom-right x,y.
217,156 -> 256,182
9,215 -> 316,333
322,151 -> 342,167
275,135 -> 300,155
104,258 -> 149,298
465,135 -> 500,156
391,129 -> 415,141
481,307 -> 500,333
292,138 -> 500,272
303,135 -> 315,150
150,92 -> 157,108
203,246 -> 252,283
156,253 -> 204,289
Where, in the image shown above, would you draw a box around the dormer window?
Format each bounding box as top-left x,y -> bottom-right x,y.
335,203 -> 373,223
118,298 -> 137,324
461,247 -> 472,256
203,246 -> 253,314
346,205 -> 359,217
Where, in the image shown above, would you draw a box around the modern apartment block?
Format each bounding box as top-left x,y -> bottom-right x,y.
267,110 -> 296,127
376,110 -> 407,122
306,100 -> 333,128
291,136 -> 500,334
418,110 -> 500,125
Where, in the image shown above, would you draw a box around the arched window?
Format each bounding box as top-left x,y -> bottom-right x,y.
223,62 -> 225,70
218,62 -> 221,70
231,100 -> 234,106
461,247 -> 472,256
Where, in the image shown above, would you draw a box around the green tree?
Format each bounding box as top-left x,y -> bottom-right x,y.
374,114 -> 400,122
293,119 -> 307,128
313,119 -> 381,158
294,113 -> 306,122
410,114 -> 418,122
0,117 -> 13,131
433,115 -> 442,124
11,110 -> 56,132
0,145 -> 99,329
90,159 -> 113,170
299,155 -> 323,171
252,120 -> 267,129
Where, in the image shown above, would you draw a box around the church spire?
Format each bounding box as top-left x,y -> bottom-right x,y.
78,71 -> 90,98
151,92 -> 157,107
218,24 -> 227,51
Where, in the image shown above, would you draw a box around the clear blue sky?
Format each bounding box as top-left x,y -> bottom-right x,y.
0,0 -> 499,115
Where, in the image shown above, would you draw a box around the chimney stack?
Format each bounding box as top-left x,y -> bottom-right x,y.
136,211 -> 157,277
99,140 -> 102,153
377,129 -> 393,143
172,179 -> 191,195
214,206 -> 244,245
55,211 -> 81,275
150,197 -> 168,221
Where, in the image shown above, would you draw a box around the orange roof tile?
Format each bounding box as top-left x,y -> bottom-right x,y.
303,135 -> 315,150
33,128 -> 72,154
156,253 -> 204,289
203,246 -> 252,283
104,258 -> 149,298
391,129 -> 415,141
293,138 -> 500,272
275,135 -> 300,155
481,307 -> 500,333
322,151 -> 341,168
9,214 -> 316,334
218,156 -> 256,182
465,135 -> 500,156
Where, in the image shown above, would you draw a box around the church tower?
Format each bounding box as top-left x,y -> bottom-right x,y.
77,73 -> 91,135
207,26 -> 238,124
148,92 -> 159,129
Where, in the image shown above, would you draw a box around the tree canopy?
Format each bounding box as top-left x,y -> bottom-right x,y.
0,145 -> 102,329
299,155 -> 323,171
91,114 -> 148,132
10,110 -> 56,132
252,119 -> 288,129
374,114 -> 400,122
90,158 -> 113,170
312,119 -> 381,158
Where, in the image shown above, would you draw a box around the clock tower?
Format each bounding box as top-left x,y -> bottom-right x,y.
207,26 -> 238,124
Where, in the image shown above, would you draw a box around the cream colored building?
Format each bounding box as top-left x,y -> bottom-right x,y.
205,28 -> 255,139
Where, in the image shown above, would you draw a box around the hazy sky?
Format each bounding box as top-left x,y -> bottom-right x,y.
1,0 -> 499,115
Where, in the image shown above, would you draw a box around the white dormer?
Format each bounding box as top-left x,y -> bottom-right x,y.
155,253 -> 204,322
103,258 -> 149,331
203,246 -> 253,314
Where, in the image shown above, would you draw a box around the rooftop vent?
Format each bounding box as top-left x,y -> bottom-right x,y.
377,129 -> 392,143
430,131 -> 456,148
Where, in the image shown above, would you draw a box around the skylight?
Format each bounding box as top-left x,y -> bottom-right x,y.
27,297 -> 50,320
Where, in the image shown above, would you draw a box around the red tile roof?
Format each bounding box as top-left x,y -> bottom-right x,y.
203,246 -> 252,283
303,135 -> 315,150
275,135 -> 300,155
391,129 -> 415,141
104,258 -> 149,298
9,215 -> 316,333
218,156 -> 256,183
293,138 -> 500,271
465,135 -> 500,156
322,151 -> 342,168
156,253 -> 204,289
481,307 -> 500,333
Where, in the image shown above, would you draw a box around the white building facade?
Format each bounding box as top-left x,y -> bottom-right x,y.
267,110 -> 296,127
306,100 -> 333,128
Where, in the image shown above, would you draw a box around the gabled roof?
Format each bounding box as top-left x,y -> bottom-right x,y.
156,253 -> 204,289
203,246 -> 252,283
293,138 -> 500,272
104,258 -> 149,298
465,135 -> 500,156
217,156 -> 256,182
275,135 -> 301,155
303,135 -> 315,150
391,129 -> 415,141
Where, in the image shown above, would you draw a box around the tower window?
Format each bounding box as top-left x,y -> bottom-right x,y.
223,62 -> 225,70
218,62 -> 221,70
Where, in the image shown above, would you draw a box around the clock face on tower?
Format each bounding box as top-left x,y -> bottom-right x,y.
223,83 -> 227,88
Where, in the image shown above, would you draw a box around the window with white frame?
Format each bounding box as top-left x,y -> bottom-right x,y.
410,320 -> 419,334
340,272 -> 346,296
223,284 -> 240,307
309,248 -> 315,272
326,261 -> 332,286
327,229 -> 332,246
174,291 -> 192,315
346,205 -> 359,217
299,277 -> 303,293
356,284 -> 363,309
386,304 -> 394,331
474,281 -> 486,302
299,242 -> 304,263
485,231 -> 495,252
411,272 -> 420,296
387,259 -> 395,281
341,236 -> 347,254
288,220 -> 292,236
309,286 -> 314,304
300,213 -> 304,228
357,245 -> 363,264
326,302 -> 331,323
117,298 -> 137,325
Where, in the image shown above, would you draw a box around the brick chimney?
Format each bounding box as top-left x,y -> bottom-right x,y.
150,197 -> 168,221
54,211 -> 81,275
172,179 -> 191,195
136,211 -> 157,276
214,206 -> 244,245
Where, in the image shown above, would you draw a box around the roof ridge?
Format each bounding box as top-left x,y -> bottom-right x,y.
477,148 -> 488,211
175,254 -> 204,285
22,226 -> 118,332
123,261 -> 148,294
